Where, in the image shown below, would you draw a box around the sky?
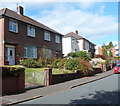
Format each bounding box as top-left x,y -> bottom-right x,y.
0,0 -> 119,46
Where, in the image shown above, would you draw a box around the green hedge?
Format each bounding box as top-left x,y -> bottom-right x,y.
1,65 -> 25,77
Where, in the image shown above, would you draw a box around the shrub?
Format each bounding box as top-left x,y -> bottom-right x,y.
59,58 -> 67,68
39,58 -> 53,67
64,57 -> 93,75
1,65 -> 25,77
20,58 -> 39,68
38,57 -> 46,67
95,55 -> 106,60
52,58 -> 61,68
76,58 -> 93,75
64,58 -> 79,70
67,51 -> 91,61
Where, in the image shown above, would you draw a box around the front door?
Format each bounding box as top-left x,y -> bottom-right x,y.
8,47 -> 15,65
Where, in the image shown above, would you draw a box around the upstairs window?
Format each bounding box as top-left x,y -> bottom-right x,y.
55,35 -> 60,43
44,31 -> 50,41
9,19 -> 18,33
27,25 -> 35,37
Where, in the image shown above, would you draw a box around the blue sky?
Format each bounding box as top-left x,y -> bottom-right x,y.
0,1 -> 118,46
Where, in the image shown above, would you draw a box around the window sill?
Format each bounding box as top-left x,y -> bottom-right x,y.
24,57 -> 37,59
44,40 -> 51,42
55,42 -> 60,44
9,30 -> 18,34
27,35 -> 35,38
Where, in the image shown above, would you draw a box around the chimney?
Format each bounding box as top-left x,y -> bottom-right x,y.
17,6 -> 24,15
75,30 -> 78,34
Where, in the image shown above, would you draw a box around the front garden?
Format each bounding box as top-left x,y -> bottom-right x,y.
19,50 -> 116,87
2,43 -> 118,94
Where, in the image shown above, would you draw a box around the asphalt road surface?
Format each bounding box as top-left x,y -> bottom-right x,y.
18,74 -> 120,105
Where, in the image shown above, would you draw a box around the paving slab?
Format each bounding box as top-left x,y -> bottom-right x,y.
1,69 -> 114,105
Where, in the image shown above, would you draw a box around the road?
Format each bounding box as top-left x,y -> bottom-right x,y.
18,74 -> 120,105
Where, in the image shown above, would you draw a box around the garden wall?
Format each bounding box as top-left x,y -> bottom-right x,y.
52,68 -> 102,84
52,71 -> 84,84
2,70 -> 25,95
45,66 -> 110,86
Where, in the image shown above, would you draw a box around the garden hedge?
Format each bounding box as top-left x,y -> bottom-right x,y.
0,65 -> 25,77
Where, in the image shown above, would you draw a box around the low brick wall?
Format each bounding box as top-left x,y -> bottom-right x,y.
93,68 -> 102,74
52,72 -> 84,84
2,70 -> 25,95
45,67 -> 110,86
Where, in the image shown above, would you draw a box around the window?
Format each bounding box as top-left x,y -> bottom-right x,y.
27,25 -> 35,37
9,19 -> 18,33
44,31 -> 50,41
24,46 -> 37,58
84,41 -> 89,50
42,48 -> 52,58
55,35 -> 60,43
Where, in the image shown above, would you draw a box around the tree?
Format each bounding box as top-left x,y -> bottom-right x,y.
102,46 -> 108,56
108,42 -> 114,49
102,42 -> 114,57
109,51 -> 113,57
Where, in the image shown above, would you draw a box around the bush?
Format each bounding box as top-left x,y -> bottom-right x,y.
76,58 -> 93,75
95,55 -> 106,60
52,58 -> 61,68
64,57 -> 93,75
38,57 -> 46,67
59,58 -> 67,68
67,51 -> 91,61
64,58 -> 79,70
20,58 -> 39,68
1,65 -> 25,77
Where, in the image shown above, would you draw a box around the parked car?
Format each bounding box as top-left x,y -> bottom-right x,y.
114,63 -> 120,74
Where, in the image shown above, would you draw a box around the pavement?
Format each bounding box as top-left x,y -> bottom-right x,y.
1,69 -> 114,106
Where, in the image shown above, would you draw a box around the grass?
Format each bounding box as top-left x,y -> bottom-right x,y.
25,68 -> 75,74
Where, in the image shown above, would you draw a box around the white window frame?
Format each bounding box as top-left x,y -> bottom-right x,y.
27,25 -> 35,37
9,19 -> 18,33
44,31 -> 51,41
55,35 -> 60,43
24,46 -> 37,58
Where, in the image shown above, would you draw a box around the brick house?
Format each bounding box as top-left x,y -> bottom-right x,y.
96,45 -> 118,57
0,6 -> 63,65
62,31 -> 96,57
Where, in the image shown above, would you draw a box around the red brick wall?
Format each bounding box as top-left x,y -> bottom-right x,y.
2,70 -> 25,95
3,16 -> 63,65
4,17 -> 62,53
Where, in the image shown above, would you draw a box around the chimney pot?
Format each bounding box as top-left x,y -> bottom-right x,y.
17,6 -> 24,15
75,30 -> 78,34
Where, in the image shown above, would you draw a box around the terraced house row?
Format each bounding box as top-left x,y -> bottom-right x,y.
0,6 -> 95,65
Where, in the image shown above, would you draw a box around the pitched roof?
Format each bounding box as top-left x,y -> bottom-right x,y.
64,32 -> 83,39
64,32 -> 96,46
0,8 -> 62,35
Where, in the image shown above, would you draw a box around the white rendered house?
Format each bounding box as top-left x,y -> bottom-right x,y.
62,32 -> 96,57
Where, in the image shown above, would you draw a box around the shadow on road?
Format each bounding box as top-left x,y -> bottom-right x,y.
69,90 -> 120,105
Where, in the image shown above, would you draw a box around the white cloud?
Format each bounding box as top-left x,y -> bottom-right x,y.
77,2 -> 95,10
99,5 -> 105,14
34,6 -> 117,41
0,1 -> 118,45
